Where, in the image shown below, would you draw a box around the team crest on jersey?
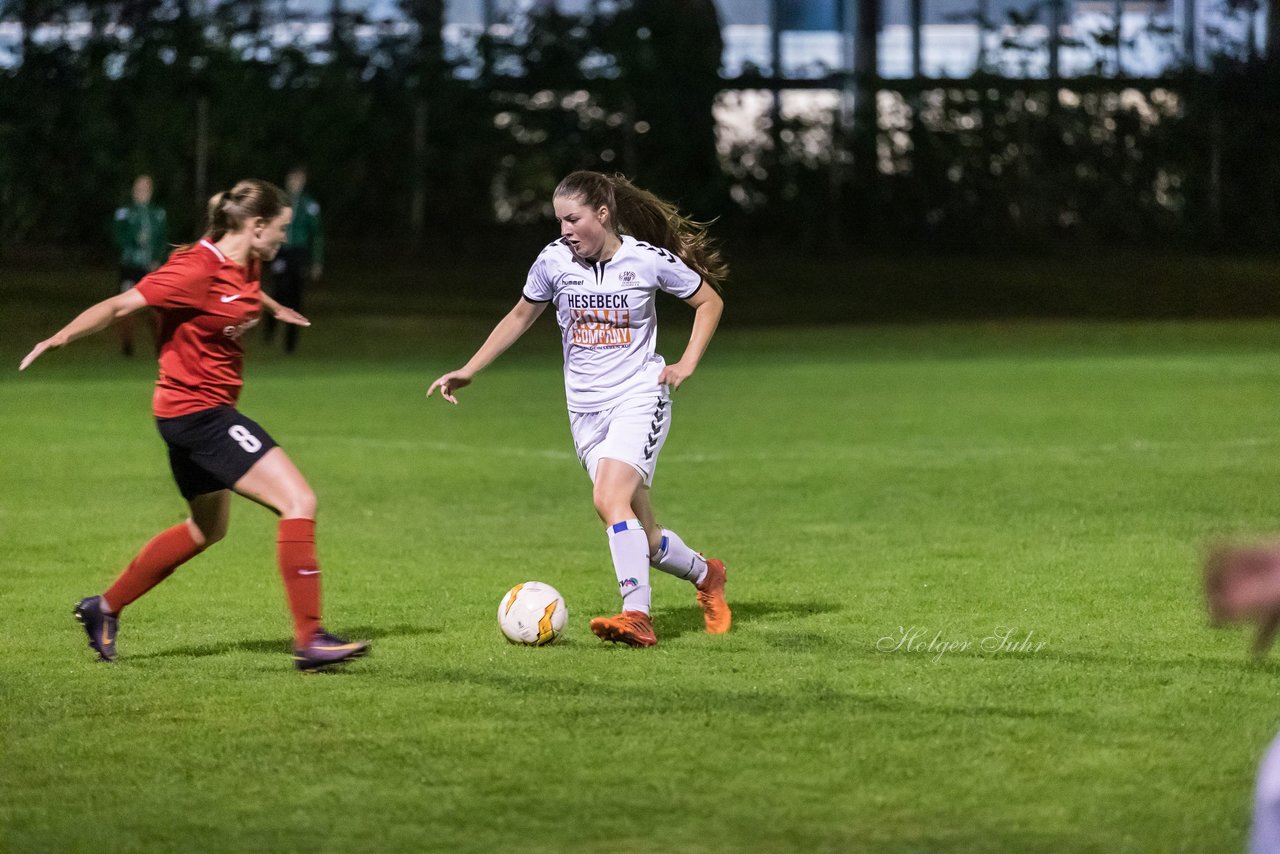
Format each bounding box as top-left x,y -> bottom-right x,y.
619,271 -> 636,282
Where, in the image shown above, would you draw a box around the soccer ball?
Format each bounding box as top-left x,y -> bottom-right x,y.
497,582 -> 568,646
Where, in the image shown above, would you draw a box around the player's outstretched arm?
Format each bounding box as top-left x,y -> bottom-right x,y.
427,298 -> 546,404
19,289 -> 149,371
659,284 -> 723,391
262,292 -> 311,327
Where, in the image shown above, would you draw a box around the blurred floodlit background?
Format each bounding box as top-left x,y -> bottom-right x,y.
2,0 -> 1277,319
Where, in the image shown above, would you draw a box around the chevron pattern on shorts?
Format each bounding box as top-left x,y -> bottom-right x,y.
643,398 -> 667,460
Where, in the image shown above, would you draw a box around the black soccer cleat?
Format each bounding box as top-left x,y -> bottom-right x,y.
293,630 -> 370,672
73,596 -> 118,662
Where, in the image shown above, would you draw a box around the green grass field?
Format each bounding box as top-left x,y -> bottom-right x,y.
4,268 -> 1280,851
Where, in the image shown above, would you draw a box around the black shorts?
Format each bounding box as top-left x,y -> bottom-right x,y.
157,406 -> 279,499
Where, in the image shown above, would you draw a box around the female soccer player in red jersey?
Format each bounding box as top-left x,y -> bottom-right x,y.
427,171 -> 730,647
19,179 -> 368,672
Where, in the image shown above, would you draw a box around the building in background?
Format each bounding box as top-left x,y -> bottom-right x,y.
438,0 -> 1257,77
0,0 -> 1261,77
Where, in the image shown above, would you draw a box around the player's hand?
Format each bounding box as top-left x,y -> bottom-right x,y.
427,370 -> 472,405
273,306 -> 311,327
659,360 -> 695,391
19,335 -> 66,371
1254,612 -> 1280,657
1205,543 -> 1280,657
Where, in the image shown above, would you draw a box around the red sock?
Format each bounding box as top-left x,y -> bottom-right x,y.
278,518 -> 323,648
103,523 -> 203,614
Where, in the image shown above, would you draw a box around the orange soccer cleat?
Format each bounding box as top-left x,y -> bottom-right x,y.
696,559 -> 732,634
589,610 -> 657,647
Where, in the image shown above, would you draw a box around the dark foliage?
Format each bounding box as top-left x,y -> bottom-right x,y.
1,1 -> 1279,260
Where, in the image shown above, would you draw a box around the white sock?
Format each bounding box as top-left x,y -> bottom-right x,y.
607,520 -> 651,615
650,528 -> 708,587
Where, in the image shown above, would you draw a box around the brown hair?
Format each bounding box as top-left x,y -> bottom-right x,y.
175,179 -> 290,253
204,179 -> 289,241
554,171 -> 727,291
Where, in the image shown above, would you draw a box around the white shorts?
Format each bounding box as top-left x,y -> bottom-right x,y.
569,392 -> 672,487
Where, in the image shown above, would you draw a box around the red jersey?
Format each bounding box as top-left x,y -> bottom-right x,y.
135,239 -> 263,418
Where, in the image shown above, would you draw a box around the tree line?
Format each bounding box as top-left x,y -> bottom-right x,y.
1,0 -> 1278,260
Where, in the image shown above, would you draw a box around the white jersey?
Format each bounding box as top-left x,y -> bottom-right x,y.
522,234 -> 703,412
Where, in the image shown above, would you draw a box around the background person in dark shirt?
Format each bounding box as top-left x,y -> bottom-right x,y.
263,166 -> 322,353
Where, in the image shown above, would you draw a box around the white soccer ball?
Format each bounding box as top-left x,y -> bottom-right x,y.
498,582 -> 568,645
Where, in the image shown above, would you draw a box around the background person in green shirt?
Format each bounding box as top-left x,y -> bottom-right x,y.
264,165 -> 322,353
112,174 -> 168,356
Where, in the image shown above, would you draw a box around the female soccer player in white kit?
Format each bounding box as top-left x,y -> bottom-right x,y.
427,170 -> 729,647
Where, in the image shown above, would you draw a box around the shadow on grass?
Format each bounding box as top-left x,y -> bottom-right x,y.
427,663 -> 1088,723
1026,647 -> 1280,676
129,622 -> 437,660
654,598 -> 843,641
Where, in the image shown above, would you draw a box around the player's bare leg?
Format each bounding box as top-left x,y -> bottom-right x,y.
233,448 -> 315,518
630,486 -> 663,556
187,490 -> 231,546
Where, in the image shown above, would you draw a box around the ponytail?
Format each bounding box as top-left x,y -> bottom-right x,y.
177,179 -> 289,252
206,179 -> 288,241
205,191 -> 230,240
554,171 -> 728,291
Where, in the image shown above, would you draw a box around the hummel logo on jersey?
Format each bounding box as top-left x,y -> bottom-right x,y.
220,294 -> 244,303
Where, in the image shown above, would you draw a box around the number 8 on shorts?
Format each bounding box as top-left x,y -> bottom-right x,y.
228,424 -> 263,453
